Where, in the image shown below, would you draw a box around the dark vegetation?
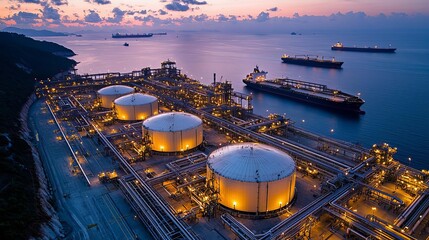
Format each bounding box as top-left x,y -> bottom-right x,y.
0,32 -> 76,239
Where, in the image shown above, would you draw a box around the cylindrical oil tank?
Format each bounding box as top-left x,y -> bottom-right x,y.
207,143 -> 296,213
142,112 -> 203,152
97,85 -> 134,108
114,93 -> 158,121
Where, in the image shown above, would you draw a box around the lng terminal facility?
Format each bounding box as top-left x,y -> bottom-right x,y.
243,66 -> 365,114
33,60 -> 429,240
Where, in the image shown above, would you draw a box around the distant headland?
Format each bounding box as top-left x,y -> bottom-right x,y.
2,27 -> 70,37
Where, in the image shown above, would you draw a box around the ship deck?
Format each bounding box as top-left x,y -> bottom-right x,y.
260,80 -> 351,102
282,55 -> 341,63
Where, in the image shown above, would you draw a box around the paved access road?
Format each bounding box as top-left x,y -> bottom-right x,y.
29,100 -> 151,240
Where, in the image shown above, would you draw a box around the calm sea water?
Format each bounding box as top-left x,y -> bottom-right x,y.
37,29 -> 429,169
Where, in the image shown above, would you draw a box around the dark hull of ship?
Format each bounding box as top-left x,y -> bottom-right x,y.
112,34 -> 153,39
243,80 -> 364,114
331,46 -> 396,53
281,57 -> 343,69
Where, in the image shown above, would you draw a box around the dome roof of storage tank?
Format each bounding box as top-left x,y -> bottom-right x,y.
143,112 -> 202,132
97,85 -> 134,95
207,143 -> 295,182
114,93 -> 157,106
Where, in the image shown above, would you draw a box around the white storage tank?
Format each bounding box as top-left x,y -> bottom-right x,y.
114,93 -> 158,121
207,143 -> 296,213
97,85 -> 135,108
142,112 -> 203,152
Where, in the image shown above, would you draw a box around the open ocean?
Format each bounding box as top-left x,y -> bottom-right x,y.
37,29 -> 429,170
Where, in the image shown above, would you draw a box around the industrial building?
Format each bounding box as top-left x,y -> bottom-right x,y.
207,143 -> 296,214
142,112 -> 203,152
97,85 -> 135,108
35,60 -> 429,240
114,93 -> 158,121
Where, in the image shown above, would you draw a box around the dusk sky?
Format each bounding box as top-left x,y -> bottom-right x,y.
1,0 -> 429,31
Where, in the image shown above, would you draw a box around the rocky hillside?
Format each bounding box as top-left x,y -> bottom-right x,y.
0,32 -> 76,239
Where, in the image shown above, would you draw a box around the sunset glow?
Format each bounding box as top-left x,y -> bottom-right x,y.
1,0 -> 429,30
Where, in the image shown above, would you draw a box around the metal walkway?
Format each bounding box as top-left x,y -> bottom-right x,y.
91,121 -> 199,240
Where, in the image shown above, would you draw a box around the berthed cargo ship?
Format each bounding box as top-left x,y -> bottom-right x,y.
112,33 -> 153,38
281,54 -> 344,69
243,66 -> 365,114
331,42 -> 396,53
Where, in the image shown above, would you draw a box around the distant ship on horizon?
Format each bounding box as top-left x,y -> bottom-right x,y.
281,54 -> 344,69
331,42 -> 396,53
112,33 -> 153,38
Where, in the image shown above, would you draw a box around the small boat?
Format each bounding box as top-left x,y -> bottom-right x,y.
123,42 -> 129,47
331,42 -> 396,53
281,54 -> 343,69
243,66 -> 364,114
75,34 -> 82,37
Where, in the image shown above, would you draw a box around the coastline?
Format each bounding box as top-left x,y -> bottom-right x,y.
0,32 -> 80,239
19,94 -> 64,239
20,67 -> 79,238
